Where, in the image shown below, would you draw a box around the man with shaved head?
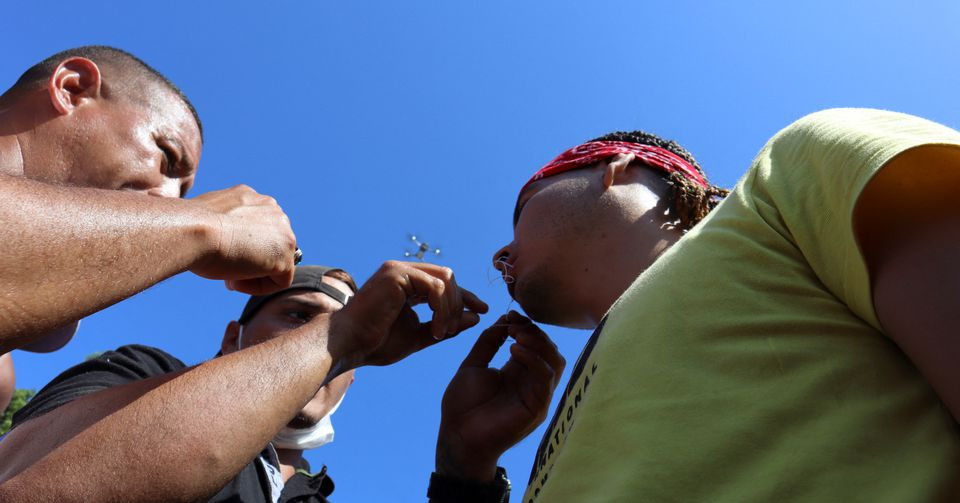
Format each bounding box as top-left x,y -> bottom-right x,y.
0,46 -> 298,409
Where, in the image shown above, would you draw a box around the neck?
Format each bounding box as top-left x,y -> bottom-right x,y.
276,448 -> 307,483
0,100 -> 25,177
582,216 -> 683,327
0,89 -> 61,179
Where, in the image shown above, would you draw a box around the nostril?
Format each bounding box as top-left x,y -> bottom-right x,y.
494,253 -> 513,272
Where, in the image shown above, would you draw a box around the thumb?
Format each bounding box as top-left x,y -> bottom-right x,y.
460,316 -> 509,368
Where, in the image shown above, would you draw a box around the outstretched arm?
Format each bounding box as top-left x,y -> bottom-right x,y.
0,175 -> 297,353
854,144 -> 960,422
0,261 -> 486,503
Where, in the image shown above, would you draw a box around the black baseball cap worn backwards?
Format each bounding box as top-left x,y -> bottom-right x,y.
238,265 -> 355,325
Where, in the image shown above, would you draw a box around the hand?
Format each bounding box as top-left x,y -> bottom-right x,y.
329,261 -> 488,370
435,311 -> 565,482
188,185 -> 297,295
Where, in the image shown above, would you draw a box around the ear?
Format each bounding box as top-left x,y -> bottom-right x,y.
47,57 -> 102,115
220,321 -> 241,356
602,153 -> 636,190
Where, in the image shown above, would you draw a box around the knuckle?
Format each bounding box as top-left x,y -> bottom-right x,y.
439,267 -> 454,282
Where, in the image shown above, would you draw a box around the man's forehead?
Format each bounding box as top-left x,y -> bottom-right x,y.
140,82 -> 203,150
513,168 -> 592,225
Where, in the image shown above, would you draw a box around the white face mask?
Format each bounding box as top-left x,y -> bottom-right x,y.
271,393 -> 345,450
20,320 -> 81,353
237,325 -> 345,450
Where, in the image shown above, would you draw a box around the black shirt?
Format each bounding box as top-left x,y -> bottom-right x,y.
12,344 -> 335,503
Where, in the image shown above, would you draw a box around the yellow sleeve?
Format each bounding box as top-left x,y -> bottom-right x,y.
746,108 -> 960,330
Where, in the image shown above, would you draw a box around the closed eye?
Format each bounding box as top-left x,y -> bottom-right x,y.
160,145 -> 177,176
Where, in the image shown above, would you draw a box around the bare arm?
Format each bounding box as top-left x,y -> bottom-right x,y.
0,174 -> 296,353
854,144 -> 960,421
0,261 -> 487,502
0,320 -> 335,503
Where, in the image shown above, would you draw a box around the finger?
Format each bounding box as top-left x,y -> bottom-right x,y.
230,277 -> 276,295
509,323 -> 564,374
461,316 -> 510,368
450,310 -> 481,337
406,262 -> 488,314
460,287 -> 489,314
509,343 -> 556,399
269,269 -> 295,290
443,270 -> 460,336
393,265 -> 448,340
404,263 -> 459,337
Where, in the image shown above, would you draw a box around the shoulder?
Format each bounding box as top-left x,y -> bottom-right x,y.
11,344 -> 186,428
764,108 -> 960,159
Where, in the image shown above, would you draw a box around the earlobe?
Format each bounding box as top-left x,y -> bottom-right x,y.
602,153 -> 635,190
47,57 -> 102,115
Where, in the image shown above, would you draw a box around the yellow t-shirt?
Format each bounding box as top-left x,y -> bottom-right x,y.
523,109 -> 960,502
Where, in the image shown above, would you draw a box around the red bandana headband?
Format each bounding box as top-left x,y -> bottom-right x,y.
520,140 -> 708,194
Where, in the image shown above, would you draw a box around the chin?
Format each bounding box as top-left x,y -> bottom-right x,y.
288,400 -> 328,429
287,411 -> 321,430
515,291 -> 571,328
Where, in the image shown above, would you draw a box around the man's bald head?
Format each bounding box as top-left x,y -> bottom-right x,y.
7,45 -> 202,140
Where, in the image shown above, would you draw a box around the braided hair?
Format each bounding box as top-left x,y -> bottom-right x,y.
590,131 -> 728,230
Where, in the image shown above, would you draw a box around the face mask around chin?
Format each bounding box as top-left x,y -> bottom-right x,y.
271,392 -> 345,450
236,324 -> 346,451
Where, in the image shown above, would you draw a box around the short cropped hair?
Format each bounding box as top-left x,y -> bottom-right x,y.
9,45 -> 202,140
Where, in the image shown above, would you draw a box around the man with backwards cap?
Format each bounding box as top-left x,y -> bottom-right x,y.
0,260 -> 489,501
431,110 -> 960,501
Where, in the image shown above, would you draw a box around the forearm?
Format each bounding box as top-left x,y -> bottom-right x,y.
0,174 -> 216,352
0,318 -> 337,503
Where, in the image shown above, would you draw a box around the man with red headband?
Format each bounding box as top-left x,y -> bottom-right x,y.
432,109 -> 960,501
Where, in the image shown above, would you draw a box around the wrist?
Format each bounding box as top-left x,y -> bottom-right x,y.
322,311 -> 360,384
184,202 -> 224,272
436,434 -> 499,483
428,467 -> 510,503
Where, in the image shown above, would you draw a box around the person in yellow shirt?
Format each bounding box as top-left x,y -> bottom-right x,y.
435,109 -> 960,501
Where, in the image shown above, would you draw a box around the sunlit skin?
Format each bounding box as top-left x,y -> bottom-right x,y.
433,156 -> 689,484
0,259 -> 485,502
221,277 -> 356,482
0,54 -> 298,356
0,57 -> 201,196
493,155 -> 683,329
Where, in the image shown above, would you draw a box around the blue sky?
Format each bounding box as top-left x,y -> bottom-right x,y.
5,1 -> 960,500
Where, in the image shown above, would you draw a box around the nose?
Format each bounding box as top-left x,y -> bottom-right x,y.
492,243 -> 514,273
146,179 -> 181,198
124,177 -> 181,198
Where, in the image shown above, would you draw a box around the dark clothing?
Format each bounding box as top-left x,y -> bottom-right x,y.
12,344 -> 334,502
